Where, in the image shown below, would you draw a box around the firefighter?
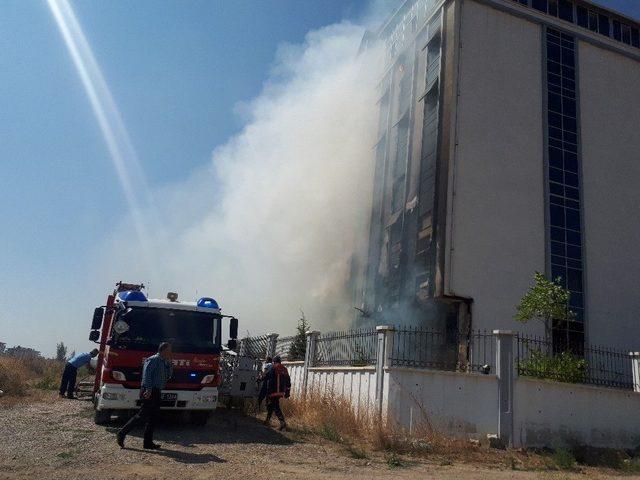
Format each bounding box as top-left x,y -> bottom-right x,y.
59,349 -> 99,399
117,342 -> 173,450
263,355 -> 291,430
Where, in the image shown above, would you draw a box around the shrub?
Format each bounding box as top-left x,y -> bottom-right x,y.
35,362 -> 63,390
0,356 -> 31,396
386,452 -> 403,468
519,349 -> 587,384
0,355 -> 63,397
515,272 -> 574,343
552,448 -> 576,470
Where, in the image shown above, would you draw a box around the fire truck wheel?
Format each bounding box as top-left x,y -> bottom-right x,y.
94,409 -> 112,425
189,411 -> 210,426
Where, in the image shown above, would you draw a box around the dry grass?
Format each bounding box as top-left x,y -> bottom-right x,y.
279,393 -> 640,475
277,391 -> 580,472
0,356 -> 33,396
0,355 -> 63,403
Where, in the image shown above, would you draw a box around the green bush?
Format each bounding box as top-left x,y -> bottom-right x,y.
386,452 -> 404,468
519,349 -> 587,384
553,448 -> 576,470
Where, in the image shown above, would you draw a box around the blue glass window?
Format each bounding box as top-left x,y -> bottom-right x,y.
545,29 -> 585,346
558,0 -> 573,22
599,15 -> 610,37
533,0 -> 547,13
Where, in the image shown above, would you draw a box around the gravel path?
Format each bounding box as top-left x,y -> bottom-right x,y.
0,393 -> 634,480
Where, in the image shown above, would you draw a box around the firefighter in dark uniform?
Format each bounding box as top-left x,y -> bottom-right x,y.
263,355 -> 291,430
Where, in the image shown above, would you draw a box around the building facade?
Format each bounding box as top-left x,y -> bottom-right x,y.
358,0 -> 640,351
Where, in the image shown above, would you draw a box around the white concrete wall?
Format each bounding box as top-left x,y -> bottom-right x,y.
288,359 -> 640,448
448,0 -> 546,334
385,367 -> 498,437
283,361 -> 305,397
515,377 -> 640,448
578,41 -> 640,351
306,367 -> 377,416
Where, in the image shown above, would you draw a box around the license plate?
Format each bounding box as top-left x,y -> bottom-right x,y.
161,393 -> 177,401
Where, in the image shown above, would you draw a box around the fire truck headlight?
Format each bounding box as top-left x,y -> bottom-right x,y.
201,374 -> 215,384
111,370 -> 126,381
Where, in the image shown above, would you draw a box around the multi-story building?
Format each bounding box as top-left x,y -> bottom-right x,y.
357,0 -> 640,351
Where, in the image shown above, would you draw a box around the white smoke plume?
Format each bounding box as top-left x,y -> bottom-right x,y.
93,23 -> 384,336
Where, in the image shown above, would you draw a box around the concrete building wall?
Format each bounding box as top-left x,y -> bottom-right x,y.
284,362 -> 305,397
385,367 -> 498,437
447,0 -> 546,333
307,367 -> 377,416
515,377 -> 640,448
578,41 -> 640,350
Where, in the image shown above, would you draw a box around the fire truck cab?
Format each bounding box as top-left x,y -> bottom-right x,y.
89,282 -> 238,425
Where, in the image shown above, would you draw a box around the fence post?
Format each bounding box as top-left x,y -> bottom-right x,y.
493,330 -> 515,448
267,333 -> 279,359
303,330 -> 320,396
375,326 -> 394,420
630,352 -> 640,393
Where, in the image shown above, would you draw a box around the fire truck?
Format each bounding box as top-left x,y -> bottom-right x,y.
89,282 -> 239,425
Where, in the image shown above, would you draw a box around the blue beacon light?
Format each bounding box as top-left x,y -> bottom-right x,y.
197,297 -> 219,309
117,290 -> 148,302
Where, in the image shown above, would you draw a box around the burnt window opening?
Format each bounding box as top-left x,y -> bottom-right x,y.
425,34 -> 441,89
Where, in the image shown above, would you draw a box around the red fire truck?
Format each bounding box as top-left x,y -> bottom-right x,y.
89,282 -> 238,425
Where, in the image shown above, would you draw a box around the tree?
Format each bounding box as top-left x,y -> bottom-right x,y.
56,342 -> 68,362
288,310 -> 310,361
515,272 -> 574,344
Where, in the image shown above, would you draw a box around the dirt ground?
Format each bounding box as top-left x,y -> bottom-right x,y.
0,393 -> 636,480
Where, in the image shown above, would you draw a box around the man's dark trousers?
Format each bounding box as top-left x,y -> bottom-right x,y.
59,363 -> 77,398
118,388 -> 161,447
266,396 -> 285,422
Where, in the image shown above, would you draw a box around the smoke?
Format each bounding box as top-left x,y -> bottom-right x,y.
94,23 -> 384,335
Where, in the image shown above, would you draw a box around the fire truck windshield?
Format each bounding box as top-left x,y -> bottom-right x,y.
111,306 -> 221,353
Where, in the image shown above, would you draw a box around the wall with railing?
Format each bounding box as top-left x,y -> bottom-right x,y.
239,326 -> 640,448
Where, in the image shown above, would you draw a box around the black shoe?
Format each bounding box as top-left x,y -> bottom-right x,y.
143,443 -> 161,450
279,421 -> 287,431
66,395 -> 77,400
116,433 -> 125,449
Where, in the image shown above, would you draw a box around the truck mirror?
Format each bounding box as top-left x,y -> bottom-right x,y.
227,339 -> 237,351
91,307 -> 104,330
229,317 -> 238,340
89,330 -> 100,342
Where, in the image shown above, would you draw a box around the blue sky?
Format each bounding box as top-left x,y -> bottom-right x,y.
0,0 -> 638,356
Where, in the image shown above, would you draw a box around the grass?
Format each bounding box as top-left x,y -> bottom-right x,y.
319,423 -> 343,443
277,392 -> 640,475
386,452 -> 403,468
278,391 -> 503,468
0,355 -> 63,399
344,444 -> 368,459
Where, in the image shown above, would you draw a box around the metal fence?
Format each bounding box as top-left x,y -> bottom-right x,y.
242,334 -> 270,359
315,328 -> 378,367
275,335 -> 297,360
390,326 -> 495,373
516,334 -> 633,390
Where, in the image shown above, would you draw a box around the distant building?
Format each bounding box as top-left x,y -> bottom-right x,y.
0,342 -> 5,354
356,0 -> 640,351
